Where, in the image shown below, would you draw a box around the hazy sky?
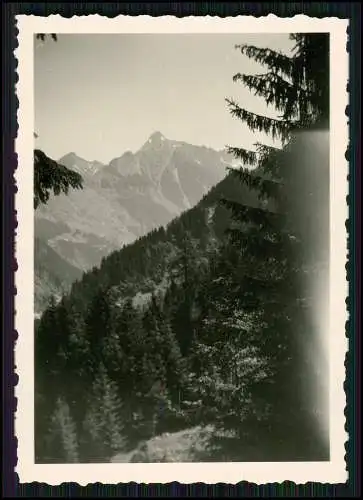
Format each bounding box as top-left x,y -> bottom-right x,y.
34,33 -> 294,164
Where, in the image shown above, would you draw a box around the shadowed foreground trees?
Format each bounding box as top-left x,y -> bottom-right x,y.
210,32 -> 330,459
34,33 -> 330,463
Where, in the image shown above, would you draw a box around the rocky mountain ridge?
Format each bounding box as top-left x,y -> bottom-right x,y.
34,133 -> 236,314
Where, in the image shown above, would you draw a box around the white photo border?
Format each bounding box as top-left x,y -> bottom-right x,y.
15,14 -> 349,485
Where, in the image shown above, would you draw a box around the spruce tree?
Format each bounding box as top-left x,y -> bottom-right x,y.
35,295 -> 72,397
188,241 -> 272,459
117,298 -> 146,385
35,295 -> 89,461
47,397 -> 80,463
84,287 -> 112,377
157,304 -> 189,432
167,231 -> 202,356
217,33 -> 330,459
138,295 -> 189,435
81,363 -> 126,462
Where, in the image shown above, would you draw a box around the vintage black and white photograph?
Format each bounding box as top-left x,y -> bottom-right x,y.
15,15 -> 348,484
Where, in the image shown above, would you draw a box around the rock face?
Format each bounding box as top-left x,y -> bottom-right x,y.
34,133 -> 234,313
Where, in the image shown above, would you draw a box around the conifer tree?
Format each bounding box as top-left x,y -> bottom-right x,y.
189,243 -> 272,457
35,295 -> 62,463
35,295 -> 72,396
47,397 -> 80,463
157,302 -> 189,430
107,299 -> 150,409
216,33 -> 330,459
81,363 -> 126,462
35,295 -> 89,461
84,287 -> 112,376
167,231 -> 202,356
138,295 -> 188,435
34,149 -> 83,209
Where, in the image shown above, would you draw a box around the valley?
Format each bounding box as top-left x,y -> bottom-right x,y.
34,132 -> 235,315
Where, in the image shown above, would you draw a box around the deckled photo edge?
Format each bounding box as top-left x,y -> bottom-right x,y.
14,14 -> 349,485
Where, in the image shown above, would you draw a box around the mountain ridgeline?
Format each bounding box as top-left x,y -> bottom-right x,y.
35,34 -> 330,464
34,132 -> 236,314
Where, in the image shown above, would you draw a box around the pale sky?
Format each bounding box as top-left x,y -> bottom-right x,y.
34,33 -> 294,164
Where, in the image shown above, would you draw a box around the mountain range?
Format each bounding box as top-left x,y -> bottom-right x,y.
34,132 -> 237,314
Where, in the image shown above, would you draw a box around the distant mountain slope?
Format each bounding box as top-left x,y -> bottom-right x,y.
34,238 -> 83,316
35,132 -> 233,269
34,133 -> 236,312
65,167 -> 261,314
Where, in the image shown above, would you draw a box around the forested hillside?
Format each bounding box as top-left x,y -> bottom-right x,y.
35,33 -> 330,464
34,133 -> 233,310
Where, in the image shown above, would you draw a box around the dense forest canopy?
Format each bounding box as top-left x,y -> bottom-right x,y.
35,33 -> 330,463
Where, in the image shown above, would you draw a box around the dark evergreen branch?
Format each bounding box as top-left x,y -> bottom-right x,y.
225,98 -> 293,143
226,167 -> 283,201
233,72 -> 305,120
34,149 -> 84,209
227,166 -> 262,190
254,144 -> 284,179
235,42 -> 325,124
221,199 -> 283,230
253,142 -> 281,154
225,144 -> 283,185
235,44 -> 295,80
225,146 -> 258,166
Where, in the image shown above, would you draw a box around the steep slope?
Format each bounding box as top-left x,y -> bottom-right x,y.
34,133 -> 234,312
35,133 -> 233,270
34,238 -> 83,317
65,168 -> 261,313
